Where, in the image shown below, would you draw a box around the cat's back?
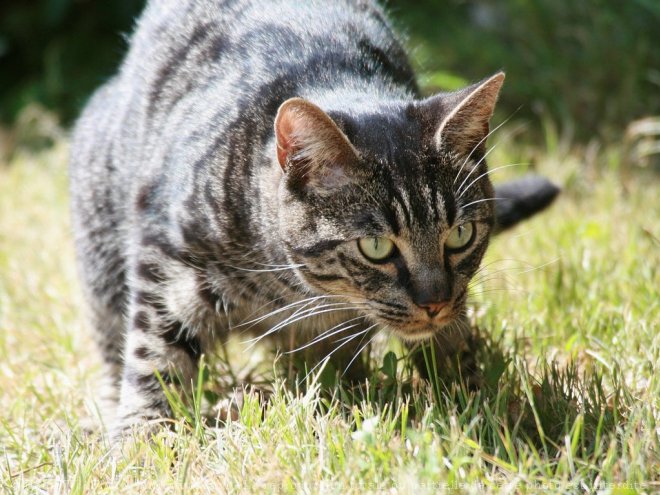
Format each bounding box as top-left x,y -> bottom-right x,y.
69,0 -> 416,310
122,0 -> 414,127
70,0 -> 415,233
71,0 -> 414,180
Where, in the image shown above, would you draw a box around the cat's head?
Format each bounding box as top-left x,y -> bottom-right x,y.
273,73 -> 504,341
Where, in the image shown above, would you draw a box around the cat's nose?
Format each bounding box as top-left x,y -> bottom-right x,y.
417,301 -> 450,319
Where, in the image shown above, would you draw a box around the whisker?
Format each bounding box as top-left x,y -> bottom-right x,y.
470,265 -> 532,284
469,257 -> 562,295
236,295 -> 351,328
517,257 -> 560,274
469,276 -> 516,290
468,287 -> 530,297
457,163 -> 528,199
285,315 -> 367,354
461,197 -> 507,209
243,300 -> 334,333
300,328 -> 373,383
454,138 -> 502,195
470,260 -> 536,282
470,258 -> 531,281
452,109 -> 521,186
342,327 -> 380,375
226,263 -> 305,273
332,324 -> 373,344
473,257 -> 560,280
255,262 -> 305,268
243,304 -> 366,348
231,294 -> 290,329
244,301 -> 362,340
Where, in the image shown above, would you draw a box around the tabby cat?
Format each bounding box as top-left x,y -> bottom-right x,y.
69,0 -> 558,434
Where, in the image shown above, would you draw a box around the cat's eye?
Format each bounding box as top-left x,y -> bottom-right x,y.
446,222 -> 475,251
358,237 -> 396,262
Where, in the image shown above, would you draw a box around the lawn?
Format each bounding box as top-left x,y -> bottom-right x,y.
0,130 -> 658,493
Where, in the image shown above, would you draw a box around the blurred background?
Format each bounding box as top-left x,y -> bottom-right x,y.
1,0 -> 659,159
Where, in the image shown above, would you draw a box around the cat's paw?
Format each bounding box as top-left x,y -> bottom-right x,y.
109,408 -> 175,441
208,386 -> 272,425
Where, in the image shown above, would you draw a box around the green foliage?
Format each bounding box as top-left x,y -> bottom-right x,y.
0,0 -> 145,125
2,0 -> 659,139
0,128 -> 658,492
389,0 -> 660,140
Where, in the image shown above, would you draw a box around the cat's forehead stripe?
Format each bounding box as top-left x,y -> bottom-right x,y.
389,188 -> 412,230
443,190 -> 457,226
387,179 -> 453,234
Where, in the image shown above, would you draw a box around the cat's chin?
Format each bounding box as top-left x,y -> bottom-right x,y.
395,330 -> 436,342
392,320 -> 457,343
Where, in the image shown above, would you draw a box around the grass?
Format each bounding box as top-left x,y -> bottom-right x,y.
0,130 -> 658,493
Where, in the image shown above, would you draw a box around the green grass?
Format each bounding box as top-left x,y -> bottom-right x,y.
0,134 -> 658,493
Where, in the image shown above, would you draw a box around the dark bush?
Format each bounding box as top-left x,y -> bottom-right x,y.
0,0 -> 145,125
390,0 -> 660,140
1,0 -> 658,140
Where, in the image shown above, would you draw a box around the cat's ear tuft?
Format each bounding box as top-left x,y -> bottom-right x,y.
274,98 -> 359,190
432,72 -> 505,157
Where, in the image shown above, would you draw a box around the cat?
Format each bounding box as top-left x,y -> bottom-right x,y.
69,0 -> 558,435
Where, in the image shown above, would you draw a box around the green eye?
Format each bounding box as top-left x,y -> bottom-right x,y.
358,237 -> 395,262
446,222 -> 475,251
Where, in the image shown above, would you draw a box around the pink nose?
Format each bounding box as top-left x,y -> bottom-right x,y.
418,301 -> 450,318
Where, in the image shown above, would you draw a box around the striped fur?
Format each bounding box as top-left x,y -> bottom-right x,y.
70,0 -> 556,434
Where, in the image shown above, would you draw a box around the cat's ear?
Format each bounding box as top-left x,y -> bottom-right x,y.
430,72 -> 505,157
274,97 -> 360,190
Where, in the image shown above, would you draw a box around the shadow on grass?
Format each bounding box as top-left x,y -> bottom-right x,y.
360,329 -> 629,462
162,327 -> 630,466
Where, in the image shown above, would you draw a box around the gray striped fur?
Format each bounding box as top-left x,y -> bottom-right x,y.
70,0 -> 557,434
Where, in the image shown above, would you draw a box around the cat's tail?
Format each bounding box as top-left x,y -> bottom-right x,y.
492,175 -> 560,234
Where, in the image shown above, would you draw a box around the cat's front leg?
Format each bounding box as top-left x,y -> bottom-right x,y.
113,290 -> 204,437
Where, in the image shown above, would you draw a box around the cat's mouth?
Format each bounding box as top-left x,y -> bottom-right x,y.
383,311 -> 459,342
345,293 -> 466,342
